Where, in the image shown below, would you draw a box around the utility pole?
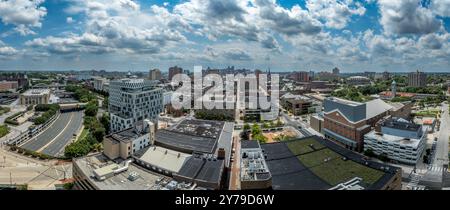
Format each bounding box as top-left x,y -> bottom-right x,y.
10,172 -> 12,186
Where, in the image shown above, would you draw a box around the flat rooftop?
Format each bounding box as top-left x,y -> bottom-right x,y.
176,155 -> 225,185
107,127 -> 146,143
22,89 -> 50,96
134,146 -> 192,174
154,119 -> 228,154
73,153 -> 169,190
382,118 -> 421,132
261,136 -> 400,190
365,131 -> 422,148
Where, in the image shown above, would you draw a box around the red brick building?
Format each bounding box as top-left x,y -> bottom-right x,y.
323,98 -> 393,152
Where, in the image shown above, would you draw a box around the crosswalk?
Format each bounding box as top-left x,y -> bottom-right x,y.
407,173 -> 424,190
427,165 -> 445,173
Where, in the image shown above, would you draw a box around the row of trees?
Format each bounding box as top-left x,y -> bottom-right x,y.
33,104 -> 60,125
66,85 -> 97,103
64,85 -> 107,158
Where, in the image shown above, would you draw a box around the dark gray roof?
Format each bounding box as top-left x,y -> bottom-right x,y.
176,157 -> 224,184
261,143 -> 330,190
382,118 -> 421,132
241,140 -> 260,149
261,136 -> 401,190
155,130 -> 218,154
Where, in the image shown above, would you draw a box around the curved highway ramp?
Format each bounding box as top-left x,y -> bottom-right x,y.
20,110 -> 84,157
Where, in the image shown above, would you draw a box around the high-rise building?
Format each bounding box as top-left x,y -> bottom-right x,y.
408,70 -> 426,87
332,67 -> 340,75
149,69 -> 162,81
168,66 -> 183,81
382,71 -> 390,80
109,78 -> 163,133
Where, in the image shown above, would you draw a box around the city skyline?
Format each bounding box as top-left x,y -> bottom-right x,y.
0,0 -> 449,72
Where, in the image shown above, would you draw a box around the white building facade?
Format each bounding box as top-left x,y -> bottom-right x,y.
109,78 -> 163,133
364,118 -> 426,165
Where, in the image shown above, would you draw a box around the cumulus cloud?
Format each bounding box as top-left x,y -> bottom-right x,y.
222,49 -> 253,61
0,0 -> 47,36
306,0 -> 366,29
0,40 -> 19,59
27,0 -> 187,56
431,0 -> 450,17
378,0 -> 442,35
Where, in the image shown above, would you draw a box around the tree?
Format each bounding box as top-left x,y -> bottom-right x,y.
85,103 -> 98,117
92,126 -> 105,142
364,149 -> 376,157
100,113 -> 110,134
243,123 -> 250,130
240,131 -> 250,140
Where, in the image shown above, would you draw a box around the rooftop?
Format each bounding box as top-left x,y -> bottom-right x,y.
176,155 -> 225,186
73,153 -> 170,190
365,99 -> 394,120
382,118 -> 421,132
240,141 -> 271,182
365,130 -> 422,148
22,89 -> 50,96
327,97 -> 363,107
134,146 -> 192,174
261,136 -> 400,190
107,127 -> 147,143
154,119 -> 230,154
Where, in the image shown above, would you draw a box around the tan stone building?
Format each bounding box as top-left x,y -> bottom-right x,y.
20,89 -> 50,105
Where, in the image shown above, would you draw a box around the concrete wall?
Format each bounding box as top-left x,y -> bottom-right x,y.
103,138 -> 119,160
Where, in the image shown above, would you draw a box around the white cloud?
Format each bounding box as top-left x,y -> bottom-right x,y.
27,0 -> 188,56
306,0 -> 366,29
378,0 -> 442,35
431,0 -> 450,17
0,40 -> 19,59
66,17 -> 74,24
0,0 -> 47,36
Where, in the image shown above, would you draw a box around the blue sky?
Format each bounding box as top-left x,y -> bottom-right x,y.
0,0 -> 449,72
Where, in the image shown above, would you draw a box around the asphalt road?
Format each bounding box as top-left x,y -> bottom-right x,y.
433,103 -> 449,168
41,111 -> 83,157
20,111 -> 83,156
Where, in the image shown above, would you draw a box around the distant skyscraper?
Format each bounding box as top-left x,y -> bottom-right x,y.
168,66 -> 183,81
408,70 -> 426,87
382,71 -> 390,80
109,78 -> 163,133
332,67 -> 340,75
149,69 -> 162,81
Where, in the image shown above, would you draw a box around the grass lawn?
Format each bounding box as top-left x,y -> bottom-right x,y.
298,148 -> 384,186
286,138 -> 325,155
415,110 -> 440,117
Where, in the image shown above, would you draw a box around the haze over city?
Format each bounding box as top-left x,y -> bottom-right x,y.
0,0 -> 449,72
